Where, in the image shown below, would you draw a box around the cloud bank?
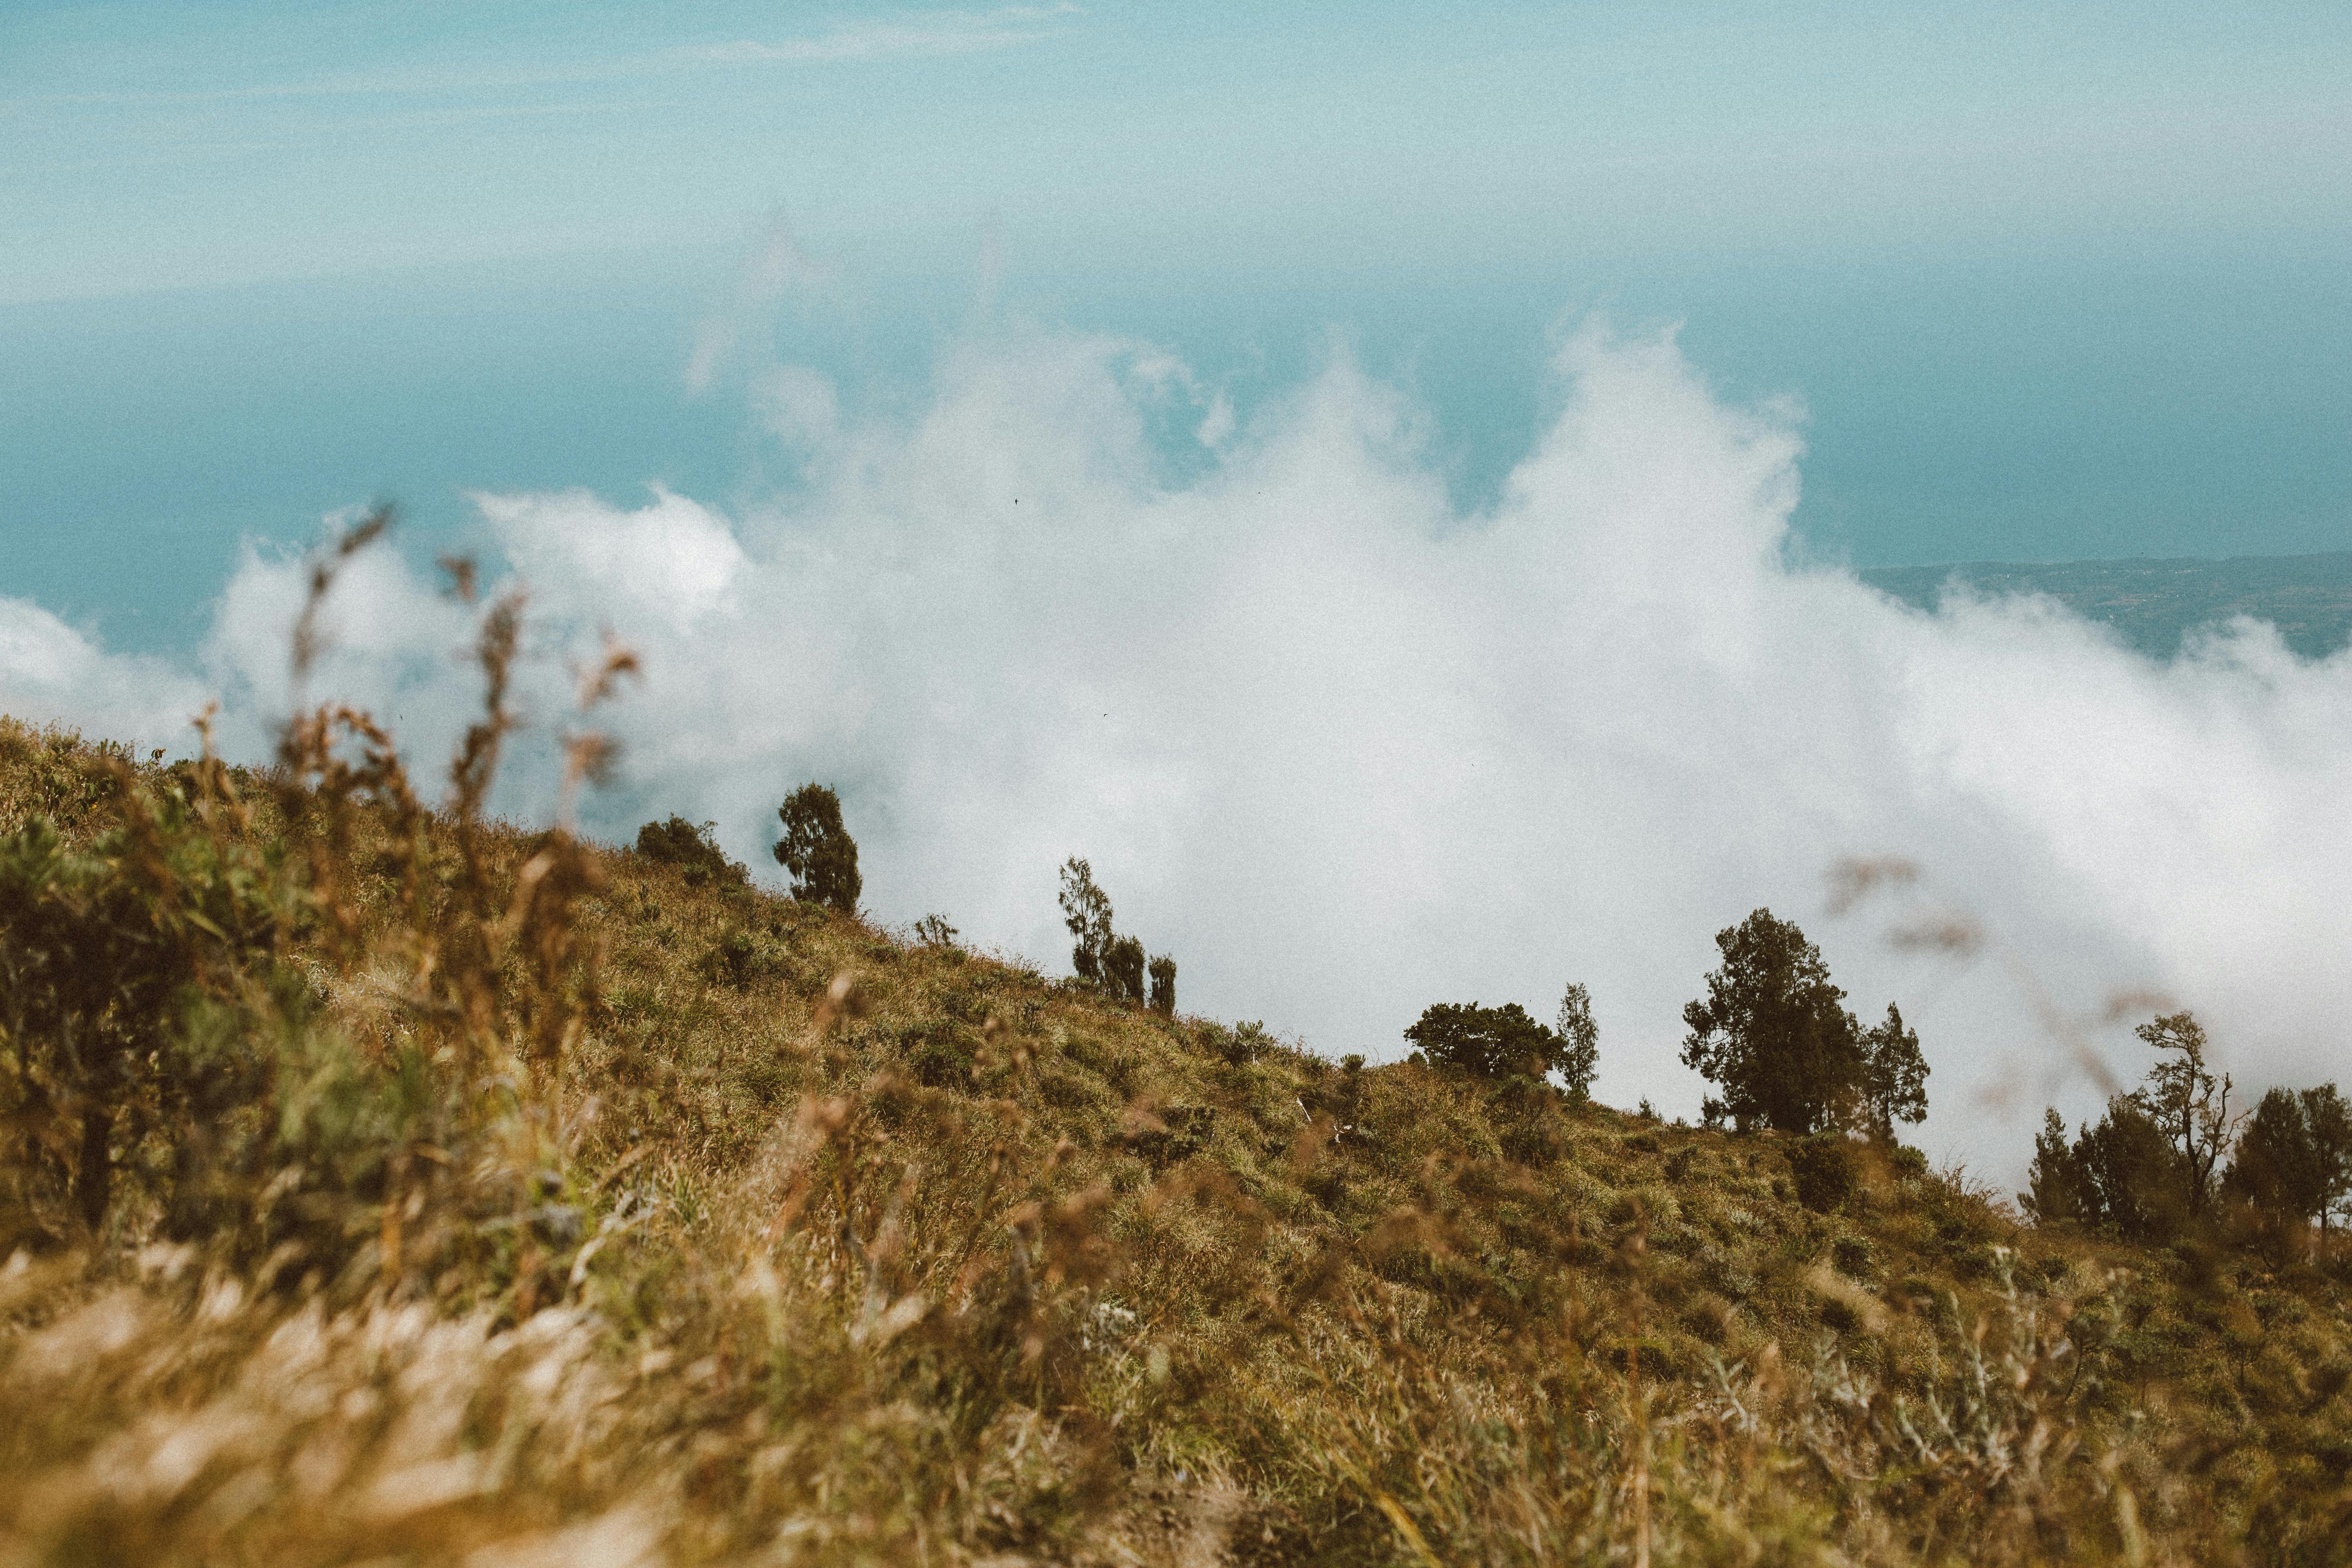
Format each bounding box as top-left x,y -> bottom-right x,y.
7,320 -> 2349,1178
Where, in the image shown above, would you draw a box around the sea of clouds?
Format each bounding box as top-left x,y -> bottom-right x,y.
6,300 -> 2348,1180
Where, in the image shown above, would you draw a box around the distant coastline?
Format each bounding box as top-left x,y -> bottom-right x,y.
1860,550 -> 2352,660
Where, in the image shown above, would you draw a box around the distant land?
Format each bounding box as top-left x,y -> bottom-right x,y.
1861,550 -> 2352,661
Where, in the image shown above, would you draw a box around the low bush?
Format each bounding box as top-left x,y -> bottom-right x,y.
634,814 -> 749,889
1788,1134 -> 1861,1213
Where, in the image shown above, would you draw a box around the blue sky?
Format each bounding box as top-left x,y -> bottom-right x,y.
7,1 -> 2349,301
2,0 -> 2349,649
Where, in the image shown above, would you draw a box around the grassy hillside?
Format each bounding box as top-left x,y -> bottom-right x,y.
1,711 -> 2349,1567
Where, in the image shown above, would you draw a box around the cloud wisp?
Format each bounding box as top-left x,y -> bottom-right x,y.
686,4 -> 1085,66
9,6 -> 1085,111
5,318 -> 2348,1180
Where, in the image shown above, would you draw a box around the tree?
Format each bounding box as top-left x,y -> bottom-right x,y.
1404,1002 -> 1566,1081
2305,1085 -> 2352,1243
2076,1097 -> 2188,1243
1555,982 -> 1599,1103
774,783 -> 860,912
1855,1003 -> 1929,1140
2022,1097 -> 2195,1245
2022,1107 -> 2092,1225
2024,1016 -> 2258,1247
2224,1087 -> 2324,1252
2130,1011 -> 2236,1216
1104,934 -> 1147,1006
2223,1082 -> 2352,1251
1056,858 -> 1168,1007
1058,857 -> 1116,987
1680,909 -> 1867,1135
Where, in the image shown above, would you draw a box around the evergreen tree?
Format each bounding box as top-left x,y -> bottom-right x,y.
2026,1016 -> 2268,1247
2304,1085 -> 2352,1243
2222,1082 -> 2352,1250
1554,982 -> 1600,1103
2076,1096 -> 2189,1243
2225,1086 -> 2325,1250
1056,858 -> 1167,1007
1105,934 -> 1147,1007
1057,857 -> 1116,987
774,783 -> 861,912
1679,909 -> 1865,1134
2022,1107 -> 2091,1225
1856,1002 -> 1930,1139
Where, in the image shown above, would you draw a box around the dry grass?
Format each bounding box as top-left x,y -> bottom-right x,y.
2,599 -> 2350,1564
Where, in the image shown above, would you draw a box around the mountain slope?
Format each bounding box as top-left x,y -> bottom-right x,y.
0,714 -> 2347,1566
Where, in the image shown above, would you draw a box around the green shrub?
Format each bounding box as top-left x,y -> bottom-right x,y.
1787,1135 -> 1860,1213
701,928 -> 780,988
0,778 -> 287,1236
1200,1019 -> 1269,1066
634,814 -> 748,888
894,1019 -> 980,1088
1404,1001 -> 1566,1080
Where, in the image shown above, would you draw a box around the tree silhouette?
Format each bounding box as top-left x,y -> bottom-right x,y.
1057,858 -> 1166,1007
1680,909 -> 1863,1135
2224,1083 -> 2352,1249
2131,1011 -> 2236,1216
1555,982 -> 1599,1102
774,783 -> 860,912
2310,1086 -> 2352,1242
1057,857 -> 1116,987
2022,1108 -> 2091,1225
1856,1003 -> 1929,1139
1105,934 -> 1147,1006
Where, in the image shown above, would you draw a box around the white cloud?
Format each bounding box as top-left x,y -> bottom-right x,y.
477,486 -> 750,632
685,216 -> 837,396
0,598 -> 212,753
9,318 -> 2350,1186
9,6 -> 1084,111
690,5 -> 1084,66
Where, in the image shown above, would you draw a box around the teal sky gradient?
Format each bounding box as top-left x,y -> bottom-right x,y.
8,1 -> 2349,302
2,1 -> 2348,650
